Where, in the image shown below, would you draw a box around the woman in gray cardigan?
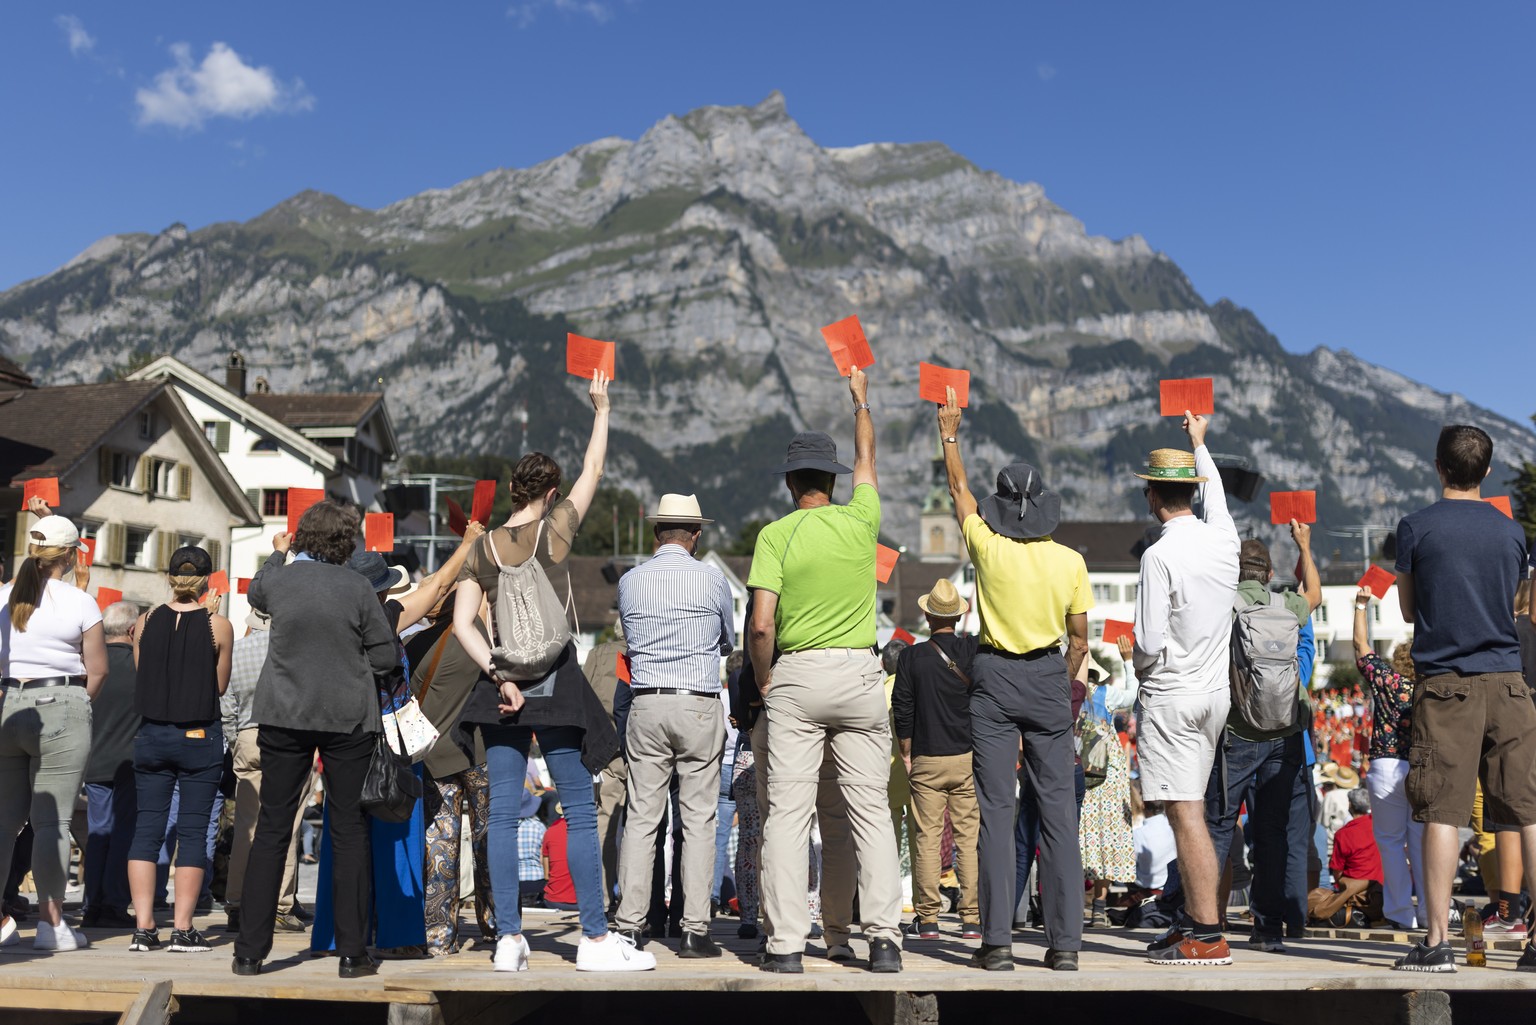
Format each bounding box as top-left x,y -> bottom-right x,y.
231,501 -> 397,980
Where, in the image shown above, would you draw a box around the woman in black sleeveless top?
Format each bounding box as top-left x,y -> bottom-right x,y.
128,546 -> 233,955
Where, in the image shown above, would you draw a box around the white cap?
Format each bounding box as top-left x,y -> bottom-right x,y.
27,515 -> 84,550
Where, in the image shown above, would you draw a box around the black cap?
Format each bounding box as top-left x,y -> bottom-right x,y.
768,431 -> 853,475
168,546 -> 214,576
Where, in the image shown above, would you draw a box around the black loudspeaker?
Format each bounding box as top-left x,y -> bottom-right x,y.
600,562 -> 626,585
382,484 -> 427,517
1216,465 -> 1265,503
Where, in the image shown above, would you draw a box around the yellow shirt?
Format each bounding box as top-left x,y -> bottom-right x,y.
961,514 -> 1094,653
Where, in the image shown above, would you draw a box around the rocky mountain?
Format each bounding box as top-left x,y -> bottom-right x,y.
2,92 -> 1530,553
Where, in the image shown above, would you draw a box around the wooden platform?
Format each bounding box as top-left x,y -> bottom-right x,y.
2,908 -> 1534,1025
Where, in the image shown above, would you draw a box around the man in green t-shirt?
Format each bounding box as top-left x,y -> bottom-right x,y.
746,367 -> 903,975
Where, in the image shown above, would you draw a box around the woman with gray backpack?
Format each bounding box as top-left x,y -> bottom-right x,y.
451,372 -> 638,973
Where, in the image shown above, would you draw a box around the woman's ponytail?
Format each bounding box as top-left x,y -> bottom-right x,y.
8,545 -> 74,632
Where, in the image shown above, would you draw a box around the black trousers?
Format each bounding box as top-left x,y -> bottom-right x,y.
235,724 -> 373,961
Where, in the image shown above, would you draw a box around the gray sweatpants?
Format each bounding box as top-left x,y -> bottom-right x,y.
615,693 -> 725,936
0,685 -> 92,906
970,650 -> 1083,951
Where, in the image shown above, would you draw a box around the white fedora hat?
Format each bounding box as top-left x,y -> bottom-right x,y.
645,493 -> 713,525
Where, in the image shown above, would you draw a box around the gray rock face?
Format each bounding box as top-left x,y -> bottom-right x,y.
1,92 -> 1530,553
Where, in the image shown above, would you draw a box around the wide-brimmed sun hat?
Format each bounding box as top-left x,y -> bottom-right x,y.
345,551 -> 411,595
1133,449 -> 1209,483
977,462 -> 1061,540
645,493 -> 713,525
917,578 -> 969,619
1321,763 -> 1361,790
768,431 -> 852,475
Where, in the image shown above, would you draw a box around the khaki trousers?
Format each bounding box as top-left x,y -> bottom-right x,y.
224,727 -> 309,913
615,693 -> 725,936
594,758 -> 627,910
761,649 -> 903,954
908,753 -> 980,923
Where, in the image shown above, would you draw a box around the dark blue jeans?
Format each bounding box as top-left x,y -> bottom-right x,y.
130,721 -> 224,866
1161,730 -> 1311,937
83,766 -> 137,913
1015,761 -> 1086,906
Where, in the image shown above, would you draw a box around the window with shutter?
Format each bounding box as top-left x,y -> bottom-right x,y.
206,538 -> 223,571
105,523 -> 126,567
215,421 -> 230,453
244,488 -> 260,514
98,449 -> 113,486
177,465 -> 192,501
154,531 -> 176,572
138,459 -> 154,494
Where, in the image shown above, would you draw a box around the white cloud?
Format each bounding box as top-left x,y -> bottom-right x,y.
135,42 -> 314,130
508,0 -> 614,29
1036,62 -> 1057,82
56,14 -> 95,56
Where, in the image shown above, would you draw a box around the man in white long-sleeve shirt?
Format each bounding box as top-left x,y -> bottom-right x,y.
1128,412 -> 1239,966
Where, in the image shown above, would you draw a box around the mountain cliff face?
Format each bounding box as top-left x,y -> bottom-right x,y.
2,92 -> 1530,551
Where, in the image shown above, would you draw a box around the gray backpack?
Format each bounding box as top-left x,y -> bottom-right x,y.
1228,590 -> 1300,732
486,520 -> 575,684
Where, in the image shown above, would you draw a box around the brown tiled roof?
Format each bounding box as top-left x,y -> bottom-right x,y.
0,380 -> 163,486
247,392 -> 382,429
568,556 -> 621,633
1050,521 -> 1156,573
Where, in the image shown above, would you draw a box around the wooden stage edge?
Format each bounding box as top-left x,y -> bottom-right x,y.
2,913 -> 1533,1025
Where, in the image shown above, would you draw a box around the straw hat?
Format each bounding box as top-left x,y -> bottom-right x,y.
645,493 -> 713,525
917,578 -> 969,619
1133,448 -> 1209,483
1321,763 -> 1360,790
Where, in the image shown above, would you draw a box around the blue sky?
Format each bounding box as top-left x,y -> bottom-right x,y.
3,2 -> 1532,424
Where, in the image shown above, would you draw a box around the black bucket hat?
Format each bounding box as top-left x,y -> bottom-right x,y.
977,462 -> 1062,540
345,551 -> 410,594
768,431 -> 852,475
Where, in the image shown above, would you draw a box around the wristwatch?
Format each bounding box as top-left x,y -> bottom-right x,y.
853,402 -> 871,413
943,436 -> 958,445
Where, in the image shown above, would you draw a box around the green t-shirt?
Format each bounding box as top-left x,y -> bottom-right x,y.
1227,579 -> 1313,742
746,484 -> 881,652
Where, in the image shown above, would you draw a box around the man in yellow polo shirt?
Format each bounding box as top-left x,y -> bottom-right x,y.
937,388 -> 1092,972
747,367 -> 904,975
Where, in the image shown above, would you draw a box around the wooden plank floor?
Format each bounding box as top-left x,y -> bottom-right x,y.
3,907 -> 1535,1008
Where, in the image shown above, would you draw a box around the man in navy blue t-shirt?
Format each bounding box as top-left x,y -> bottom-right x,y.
1391,424 -> 1536,974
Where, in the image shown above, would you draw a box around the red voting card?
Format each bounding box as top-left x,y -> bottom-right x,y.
1159,378 -> 1215,417
365,513 -> 395,553
79,538 -> 95,567
1102,619 -> 1135,646
1485,496 -> 1514,518
22,477 -> 60,510
616,652 -> 632,684
471,481 -> 497,525
566,333 -> 616,380
207,571 -> 229,598
875,544 -> 900,584
237,577 -> 252,595
1358,565 -> 1395,600
1269,491 -> 1317,525
446,498 -> 469,538
892,627 -> 916,646
919,362 -> 970,407
820,316 -> 875,376
286,488 -> 324,535
96,587 -> 123,613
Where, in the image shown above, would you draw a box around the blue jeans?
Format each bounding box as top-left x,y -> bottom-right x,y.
84,768 -> 137,913
130,721 -> 224,866
1160,731 -> 1311,937
483,724 -> 605,939
1015,761 -> 1086,904
712,756 -> 736,903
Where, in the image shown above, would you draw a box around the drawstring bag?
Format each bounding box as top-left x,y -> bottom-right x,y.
486,520 -> 575,686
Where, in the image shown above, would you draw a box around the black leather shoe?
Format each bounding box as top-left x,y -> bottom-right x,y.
616,928 -> 646,949
338,955 -> 379,979
868,937 -> 903,974
678,932 -> 723,958
225,908 -> 240,932
291,902 -> 314,923
231,956 -> 262,976
970,943 -> 1014,971
1045,948 -> 1079,971
760,952 -> 803,973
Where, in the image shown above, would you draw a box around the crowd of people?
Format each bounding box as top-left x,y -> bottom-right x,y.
2,366 -> 1535,978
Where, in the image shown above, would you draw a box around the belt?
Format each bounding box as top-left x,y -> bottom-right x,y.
630,688 -> 719,698
1,676 -> 87,690
977,645 -> 1058,661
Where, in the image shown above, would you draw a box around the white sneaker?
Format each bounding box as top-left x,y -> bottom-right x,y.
575,932 -> 657,972
34,920 -> 89,951
493,934 -> 530,972
0,916 -> 18,948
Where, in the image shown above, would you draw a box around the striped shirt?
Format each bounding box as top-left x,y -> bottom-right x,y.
618,545 -> 734,694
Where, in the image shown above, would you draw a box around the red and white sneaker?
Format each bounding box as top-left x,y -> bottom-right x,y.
1483,915 -> 1529,937
1147,935 -> 1232,966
